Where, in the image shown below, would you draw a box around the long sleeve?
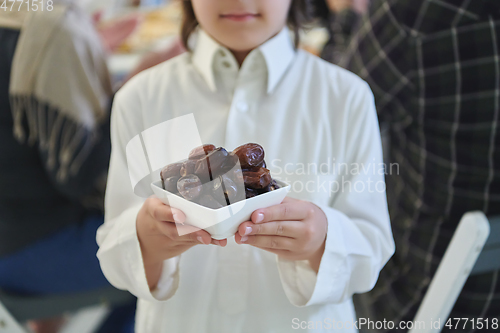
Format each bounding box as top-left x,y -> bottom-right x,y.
276,82 -> 395,306
96,81 -> 180,302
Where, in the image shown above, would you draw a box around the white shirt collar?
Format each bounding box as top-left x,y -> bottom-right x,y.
192,27 -> 295,94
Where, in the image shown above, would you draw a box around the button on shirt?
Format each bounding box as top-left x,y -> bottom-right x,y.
96,27 -> 395,333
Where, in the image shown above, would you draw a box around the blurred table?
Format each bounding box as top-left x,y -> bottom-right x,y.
106,1 -> 181,82
108,35 -> 177,83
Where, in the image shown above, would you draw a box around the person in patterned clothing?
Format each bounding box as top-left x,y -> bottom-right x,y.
313,0 -> 369,64
339,0 -> 500,331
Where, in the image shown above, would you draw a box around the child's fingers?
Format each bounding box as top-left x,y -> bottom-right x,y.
173,222 -> 201,235
235,233 -> 294,250
251,200 -> 309,224
167,223 -> 226,247
237,221 -> 301,238
234,234 -> 295,258
211,239 -> 227,247
146,198 -> 225,247
164,223 -> 211,244
148,197 -> 186,224
154,220 -> 190,239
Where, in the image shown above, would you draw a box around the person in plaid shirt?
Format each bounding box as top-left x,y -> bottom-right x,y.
313,0 -> 369,64
339,0 -> 500,331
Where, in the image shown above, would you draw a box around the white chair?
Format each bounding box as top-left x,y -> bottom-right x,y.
0,301 -> 25,333
409,211 -> 499,333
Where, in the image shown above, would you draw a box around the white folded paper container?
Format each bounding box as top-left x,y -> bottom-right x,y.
151,179 -> 290,239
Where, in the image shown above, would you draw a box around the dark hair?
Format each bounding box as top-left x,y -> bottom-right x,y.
180,0 -> 313,51
309,0 -> 330,26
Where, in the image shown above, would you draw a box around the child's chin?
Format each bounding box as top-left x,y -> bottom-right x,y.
218,33 -> 271,52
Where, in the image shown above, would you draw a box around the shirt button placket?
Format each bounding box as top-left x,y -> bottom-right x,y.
217,241 -> 249,315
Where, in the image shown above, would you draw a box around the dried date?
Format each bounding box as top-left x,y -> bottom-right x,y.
269,179 -> 280,190
160,143 -> 280,207
177,174 -> 203,201
188,144 -> 216,160
243,167 -> 272,189
194,147 -> 238,182
225,167 -> 244,186
233,143 -> 265,169
245,187 -> 260,199
261,179 -> 280,192
242,159 -> 266,172
163,176 -> 180,193
180,159 -> 196,177
213,175 -> 244,205
160,162 -> 183,181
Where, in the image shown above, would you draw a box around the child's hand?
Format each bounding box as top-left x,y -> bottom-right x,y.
234,197 -> 327,272
137,197 -> 226,289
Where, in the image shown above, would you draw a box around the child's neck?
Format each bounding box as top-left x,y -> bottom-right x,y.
231,50 -> 251,67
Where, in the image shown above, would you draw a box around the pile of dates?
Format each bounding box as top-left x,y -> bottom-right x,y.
160,143 -> 280,209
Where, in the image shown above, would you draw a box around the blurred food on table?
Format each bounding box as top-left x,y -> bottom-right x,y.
114,0 -> 182,53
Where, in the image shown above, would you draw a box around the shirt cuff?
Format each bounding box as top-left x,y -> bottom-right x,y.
276,203 -> 351,307
150,256 -> 180,300
120,205 -> 180,302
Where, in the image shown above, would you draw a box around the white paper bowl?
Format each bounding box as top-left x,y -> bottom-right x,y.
150,179 -> 290,240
